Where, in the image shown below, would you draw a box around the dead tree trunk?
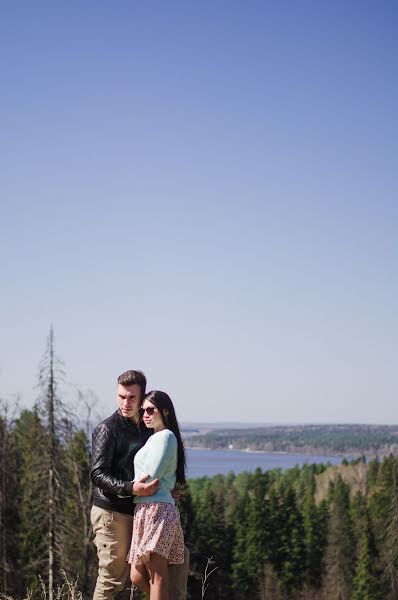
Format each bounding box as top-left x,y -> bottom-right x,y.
47,328 -> 56,600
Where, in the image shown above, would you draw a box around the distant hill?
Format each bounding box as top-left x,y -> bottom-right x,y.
184,423 -> 398,455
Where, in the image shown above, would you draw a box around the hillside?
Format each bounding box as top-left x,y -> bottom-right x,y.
185,423 -> 398,455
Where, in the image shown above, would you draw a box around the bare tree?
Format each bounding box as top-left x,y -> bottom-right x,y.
37,327 -> 67,600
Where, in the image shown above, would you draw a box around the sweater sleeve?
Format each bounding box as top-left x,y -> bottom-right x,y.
143,431 -> 177,480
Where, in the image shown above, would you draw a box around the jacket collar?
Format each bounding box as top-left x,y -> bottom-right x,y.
116,409 -> 147,431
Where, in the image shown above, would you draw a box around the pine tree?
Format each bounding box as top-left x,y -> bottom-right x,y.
231,469 -> 272,599
62,426 -> 95,595
231,489 -> 257,598
0,401 -> 20,596
351,511 -> 382,600
367,455 -> 398,598
179,483 -> 195,545
366,458 -> 380,489
246,471 -> 269,565
194,483 -> 234,599
13,408 -> 49,590
350,490 -> 367,568
381,457 -> 398,599
322,475 -> 355,600
188,477 -> 234,599
274,484 -> 305,596
302,474 -> 328,589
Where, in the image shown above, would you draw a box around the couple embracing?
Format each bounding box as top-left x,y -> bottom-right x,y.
90,370 -> 189,600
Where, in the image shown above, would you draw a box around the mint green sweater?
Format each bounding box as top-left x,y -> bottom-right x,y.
133,429 -> 177,505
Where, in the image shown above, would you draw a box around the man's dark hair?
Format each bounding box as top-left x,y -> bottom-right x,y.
117,370 -> 147,399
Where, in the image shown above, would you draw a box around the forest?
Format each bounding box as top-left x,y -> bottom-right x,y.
186,424 -> 398,455
1,333 -> 398,599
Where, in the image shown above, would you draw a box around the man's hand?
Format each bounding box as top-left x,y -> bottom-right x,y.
132,473 -> 160,497
171,486 -> 181,506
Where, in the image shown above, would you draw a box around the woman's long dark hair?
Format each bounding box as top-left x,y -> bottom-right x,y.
143,390 -> 186,485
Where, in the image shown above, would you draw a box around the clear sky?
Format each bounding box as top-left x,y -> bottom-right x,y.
1,1 -> 397,424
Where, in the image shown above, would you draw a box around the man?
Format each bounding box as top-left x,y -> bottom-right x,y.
91,369 -> 189,600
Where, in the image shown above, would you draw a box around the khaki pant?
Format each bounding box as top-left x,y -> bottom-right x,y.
91,506 -> 189,600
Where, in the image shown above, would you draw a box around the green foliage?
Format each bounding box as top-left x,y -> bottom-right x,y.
190,478 -> 235,599
323,476 -> 356,600
13,409 -> 50,589
5,407 -> 95,598
0,406 -> 21,596
352,512 -> 383,600
366,457 -> 380,488
3,385 -> 398,600
231,469 -> 270,598
62,429 -> 95,594
302,475 -> 328,588
181,456 -> 398,600
231,494 -> 252,596
270,483 -> 305,594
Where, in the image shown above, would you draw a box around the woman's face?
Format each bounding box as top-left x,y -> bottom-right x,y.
141,400 -> 165,431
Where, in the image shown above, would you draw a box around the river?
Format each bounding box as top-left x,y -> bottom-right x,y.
186,447 -> 345,479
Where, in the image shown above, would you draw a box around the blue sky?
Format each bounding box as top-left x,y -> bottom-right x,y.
1,1 -> 397,423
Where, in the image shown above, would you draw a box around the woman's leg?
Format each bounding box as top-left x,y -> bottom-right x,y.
147,553 -> 169,600
130,563 -> 150,594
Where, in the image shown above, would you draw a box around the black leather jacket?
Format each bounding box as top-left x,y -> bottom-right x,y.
91,410 -> 152,515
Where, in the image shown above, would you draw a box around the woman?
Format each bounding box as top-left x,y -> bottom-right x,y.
128,390 -> 186,600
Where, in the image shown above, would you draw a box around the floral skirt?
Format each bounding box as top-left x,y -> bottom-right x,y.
127,502 -> 185,567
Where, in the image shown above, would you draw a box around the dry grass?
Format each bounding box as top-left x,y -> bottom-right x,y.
201,557 -> 218,599
1,571 -> 82,600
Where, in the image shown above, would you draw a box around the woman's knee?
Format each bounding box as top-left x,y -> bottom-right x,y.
148,553 -> 169,581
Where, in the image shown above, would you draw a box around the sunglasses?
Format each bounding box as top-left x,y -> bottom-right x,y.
139,406 -> 158,416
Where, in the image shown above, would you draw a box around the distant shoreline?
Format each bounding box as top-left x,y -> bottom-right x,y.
185,445 -> 361,458
184,447 -> 389,462
183,423 -> 398,458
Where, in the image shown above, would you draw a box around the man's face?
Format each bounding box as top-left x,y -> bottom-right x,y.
117,383 -> 142,421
